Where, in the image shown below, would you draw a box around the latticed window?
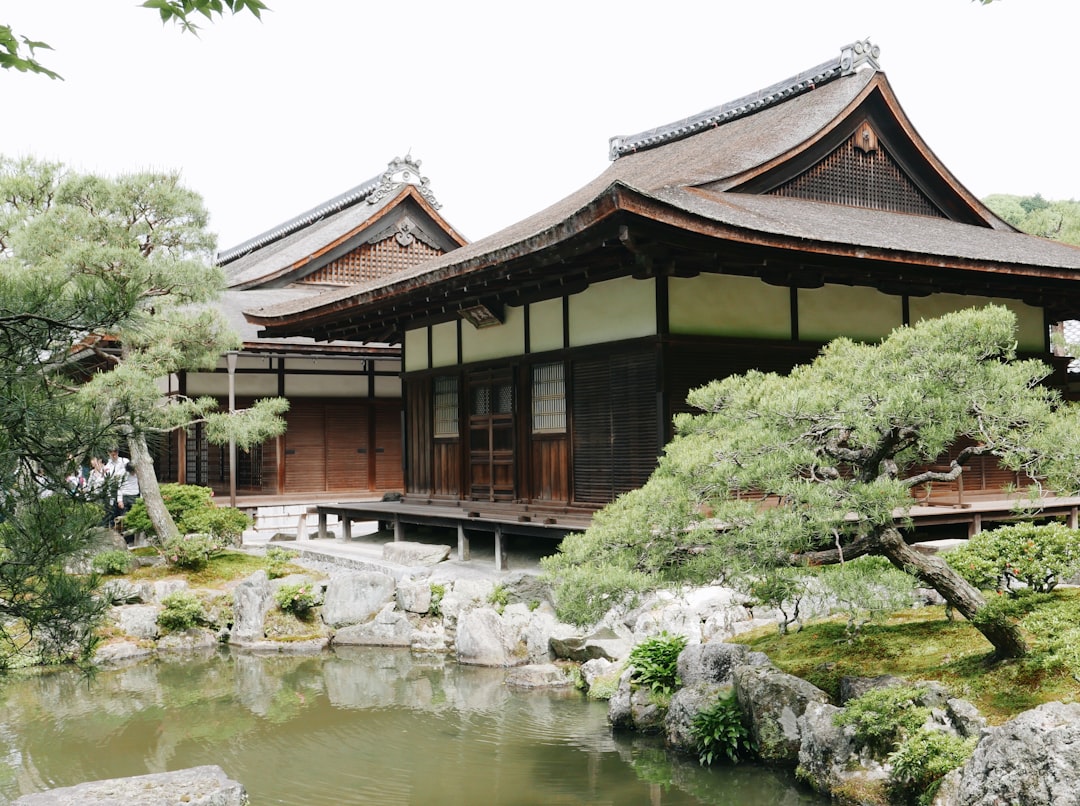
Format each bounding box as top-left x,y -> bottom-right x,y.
434,376 -> 459,438
768,138 -> 944,218
532,362 -> 566,433
185,424 -> 209,485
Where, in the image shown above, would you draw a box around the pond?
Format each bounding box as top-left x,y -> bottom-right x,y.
0,648 -> 829,805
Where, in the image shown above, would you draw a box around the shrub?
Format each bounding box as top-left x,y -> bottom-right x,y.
162,533 -> 226,571
628,632 -> 687,697
487,584 -> 510,614
265,546 -> 298,579
157,591 -> 205,632
123,483 -> 250,543
833,684 -> 930,756
429,583 -> 446,617
691,692 -> 757,765
888,730 -> 975,805
819,556 -> 917,640
275,582 -> 320,617
91,549 -> 134,576
947,521 -> 1080,595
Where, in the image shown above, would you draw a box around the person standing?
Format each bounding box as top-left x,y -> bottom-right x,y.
104,448 -> 128,528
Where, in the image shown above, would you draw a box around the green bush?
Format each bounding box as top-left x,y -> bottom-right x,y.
122,484 -> 250,543
429,583 -> 446,617
487,584 -> 510,614
275,582 -> 320,617
628,632 -> 687,697
834,684 -> 930,756
265,546 -> 298,579
819,556 -> 917,640
157,591 -> 205,632
691,692 -> 757,765
947,522 -> 1080,595
888,730 -> 975,805
91,549 -> 134,576
161,533 -> 226,571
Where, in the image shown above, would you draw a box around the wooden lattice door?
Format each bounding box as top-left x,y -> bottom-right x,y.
468,369 -> 515,502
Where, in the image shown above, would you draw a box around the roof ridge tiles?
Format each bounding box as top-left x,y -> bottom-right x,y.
216,154 -> 438,266
608,39 -> 881,161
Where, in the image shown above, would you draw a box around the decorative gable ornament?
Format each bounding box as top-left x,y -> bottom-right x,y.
367,155 -> 442,209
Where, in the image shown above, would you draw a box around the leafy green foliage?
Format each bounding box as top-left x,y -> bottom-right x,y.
486,584 -> 509,614
265,546 -> 298,579
628,632 -> 687,697
984,194 -> 1080,247
833,684 -> 930,756
691,692 -> 757,765
429,583 -> 446,617
820,556 -> 918,639
123,484 -> 250,543
888,730 -> 975,806
545,307 -> 1080,658
161,533 -> 226,571
947,522 -> 1080,595
2,1 -> 268,79
91,550 -> 135,576
274,582 -> 319,617
157,590 -> 205,632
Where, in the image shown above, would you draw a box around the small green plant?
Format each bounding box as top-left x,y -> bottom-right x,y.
834,684 -> 930,756
586,671 -> 621,701
628,632 -> 688,697
888,729 -> 975,805
157,591 -> 205,632
161,533 -> 226,571
947,521 -> 1080,596
91,549 -> 134,576
487,583 -> 510,614
429,583 -> 446,617
265,546 -> 298,579
275,582 -> 320,617
182,506 -> 252,545
691,692 -> 757,765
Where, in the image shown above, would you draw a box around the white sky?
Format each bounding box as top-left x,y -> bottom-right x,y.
3,1 -> 1078,253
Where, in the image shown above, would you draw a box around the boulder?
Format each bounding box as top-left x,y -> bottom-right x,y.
229,571 -> 273,643
92,640 -> 154,666
396,579 -> 433,614
332,603 -> 414,646
13,764 -> 248,805
505,663 -> 574,689
320,572 -> 395,628
733,662 -> 830,762
115,605 -> 160,641
157,628 -> 219,654
678,642 -> 768,687
797,700 -> 887,798
839,674 -> 906,704
381,541 -> 450,566
580,657 -> 618,689
942,702 -> 1080,806
608,666 -> 665,733
549,626 -> 632,663
455,607 -> 526,667
100,579 -> 151,605
665,682 -> 731,752
152,578 -> 189,602
410,623 -> 450,653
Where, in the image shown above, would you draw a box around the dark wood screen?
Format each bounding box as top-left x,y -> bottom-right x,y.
571,351 -> 659,505
406,379 -> 434,495
768,135 -> 944,218
374,399 -> 404,492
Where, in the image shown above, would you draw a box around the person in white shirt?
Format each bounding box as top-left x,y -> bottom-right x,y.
104,449 -> 128,527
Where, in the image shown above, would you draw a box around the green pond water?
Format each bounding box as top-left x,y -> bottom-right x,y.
0,648 -> 829,805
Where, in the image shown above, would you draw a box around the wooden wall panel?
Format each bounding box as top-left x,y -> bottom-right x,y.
374,400 -> 404,492
406,380 -> 434,495
529,436 -> 568,503
284,404 -> 327,493
326,401 -> 369,492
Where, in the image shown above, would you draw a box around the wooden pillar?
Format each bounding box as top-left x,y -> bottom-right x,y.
342,516 -> 353,541
1070,507 -> 1078,530
967,513 -> 983,539
494,525 -> 508,571
394,514 -> 404,542
318,510 -> 328,540
457,523 -> 470,561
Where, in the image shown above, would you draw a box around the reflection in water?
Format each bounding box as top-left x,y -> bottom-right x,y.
0,649 -> 827,805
